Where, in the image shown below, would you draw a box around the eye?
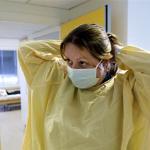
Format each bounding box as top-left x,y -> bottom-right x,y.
79,60 -> 88,68
65,59 -> 73,66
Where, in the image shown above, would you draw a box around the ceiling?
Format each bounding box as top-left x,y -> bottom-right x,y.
0,0 -> 90,40
7,0 -> 89,9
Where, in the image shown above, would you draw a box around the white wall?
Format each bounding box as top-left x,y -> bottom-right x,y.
18,62 -> 28,124
109,0 -> 128,44
28,26 -> 60,40
0,39 -> 19,50
127,0 -> 150,50
98,0 -> 150,50
33,31 -> 59,40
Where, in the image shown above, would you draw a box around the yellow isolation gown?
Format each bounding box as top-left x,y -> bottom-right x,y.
18,40 -> 150,150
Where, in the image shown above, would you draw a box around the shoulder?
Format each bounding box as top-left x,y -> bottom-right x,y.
119,45 -> 150,54
114,68 -> 135,88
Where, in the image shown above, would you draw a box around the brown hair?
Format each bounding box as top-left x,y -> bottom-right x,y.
60,24 -> 122,76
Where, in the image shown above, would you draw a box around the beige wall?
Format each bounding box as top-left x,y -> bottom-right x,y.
109,0 -> 128,44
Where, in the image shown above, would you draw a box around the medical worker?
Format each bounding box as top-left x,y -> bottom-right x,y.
18,24 -> 150,150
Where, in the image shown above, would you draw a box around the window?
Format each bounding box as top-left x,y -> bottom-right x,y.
0,50 -> 18,88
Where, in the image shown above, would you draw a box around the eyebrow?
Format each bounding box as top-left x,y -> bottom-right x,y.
63,54 -> 87,60
72,58 -> 88,63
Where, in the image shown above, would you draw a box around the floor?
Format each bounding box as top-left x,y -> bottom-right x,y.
0,110 -> 24,150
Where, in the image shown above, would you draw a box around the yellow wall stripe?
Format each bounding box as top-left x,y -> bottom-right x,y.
60,7 -> 105,39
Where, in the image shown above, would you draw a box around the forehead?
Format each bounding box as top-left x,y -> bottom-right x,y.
64,43 -> 93,60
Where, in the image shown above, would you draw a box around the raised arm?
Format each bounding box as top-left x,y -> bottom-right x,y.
18,40 -> 62,86
117,45 -> 150,119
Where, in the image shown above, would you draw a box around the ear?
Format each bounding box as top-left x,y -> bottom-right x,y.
102,60 -> 111,72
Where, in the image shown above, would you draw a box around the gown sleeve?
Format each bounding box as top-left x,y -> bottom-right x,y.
18,40 -> 62,86
18,40 -> 65,150
117,45 -> 150,120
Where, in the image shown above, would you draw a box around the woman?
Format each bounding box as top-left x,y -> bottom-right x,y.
18,24 -> 150,150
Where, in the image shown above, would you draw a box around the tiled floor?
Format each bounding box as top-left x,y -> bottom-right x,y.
0,110 -> 24,150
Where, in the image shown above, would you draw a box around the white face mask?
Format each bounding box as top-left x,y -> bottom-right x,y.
67,62 -> 102,89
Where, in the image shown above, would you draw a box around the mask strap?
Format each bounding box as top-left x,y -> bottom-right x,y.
96,59 -> 103,69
